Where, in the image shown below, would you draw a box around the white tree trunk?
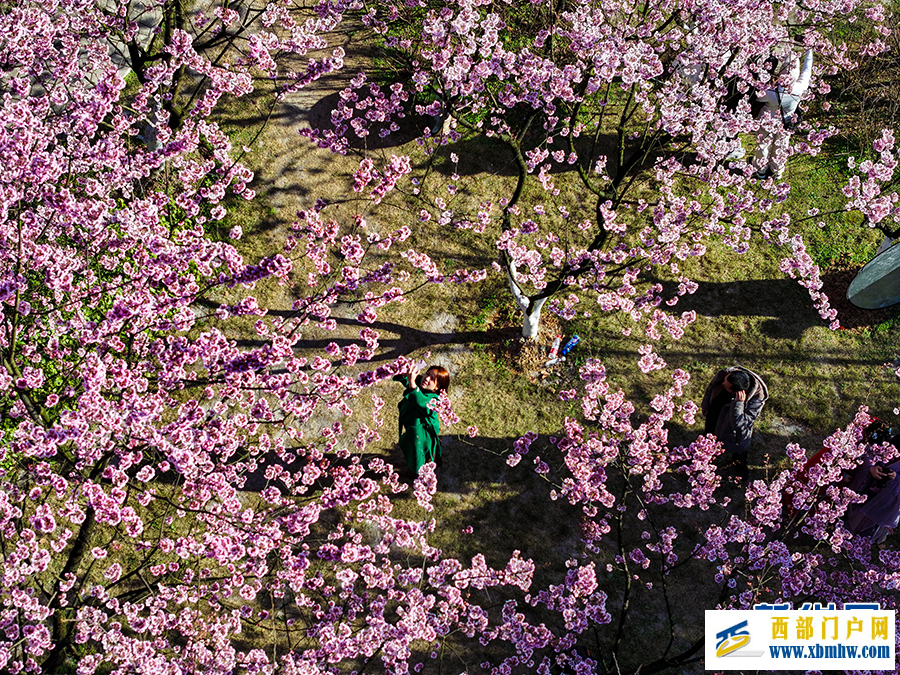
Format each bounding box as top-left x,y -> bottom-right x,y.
142,95 -> 161,152
520,297 -> 546,339
505,264 -> 546,339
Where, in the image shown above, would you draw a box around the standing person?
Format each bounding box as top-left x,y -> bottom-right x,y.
701,366 -> 769,479
752,48 -> 814,180
393,362 -> 450,476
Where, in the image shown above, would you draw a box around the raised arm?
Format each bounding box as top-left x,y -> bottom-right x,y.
791,49 -> 813,97
730,393 -> 765,445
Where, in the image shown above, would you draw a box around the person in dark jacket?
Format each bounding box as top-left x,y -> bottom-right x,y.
701,366 -> 769,479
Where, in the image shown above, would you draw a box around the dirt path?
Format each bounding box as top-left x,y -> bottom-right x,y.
251,27 -> 370,227
230,22 -> 481,477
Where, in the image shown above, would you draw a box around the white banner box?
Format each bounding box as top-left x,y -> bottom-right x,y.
705,607 -> 895,671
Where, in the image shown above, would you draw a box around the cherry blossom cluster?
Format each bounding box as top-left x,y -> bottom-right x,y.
0,2 -> 525,673
5,0 -> 900,673
341,0 -> 893,345
488,360 -> 900,669
844,129 -> 900,229
288,0 -> 898,667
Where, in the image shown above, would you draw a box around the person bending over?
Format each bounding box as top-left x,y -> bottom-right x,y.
701,366 -> 769,479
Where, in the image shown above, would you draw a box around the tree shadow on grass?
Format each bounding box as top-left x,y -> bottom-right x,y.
429,434 -> 585,588
303,90 -> 437,151
235,433 -> 582,673
658,276 -> 826,339
230,314 -> 519,364
819,264 -> 899,330
664,418 -> 826,490
422,128 -> 623,178
658,270 -> 898,338
438,431 -> 734,674
238,429 -> 582,588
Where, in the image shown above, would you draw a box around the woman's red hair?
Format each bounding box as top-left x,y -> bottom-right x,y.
427,366 -> 450,393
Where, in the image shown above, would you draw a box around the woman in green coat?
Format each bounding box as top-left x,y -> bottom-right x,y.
393,363 -> 450,475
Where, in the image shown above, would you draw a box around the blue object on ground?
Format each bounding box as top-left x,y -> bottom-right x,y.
560,335 -> 580,356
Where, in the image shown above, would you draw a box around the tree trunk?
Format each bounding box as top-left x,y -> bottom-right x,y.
142,95 -> 161,151
505,265 -> 547,339
520,297 -> 546,340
